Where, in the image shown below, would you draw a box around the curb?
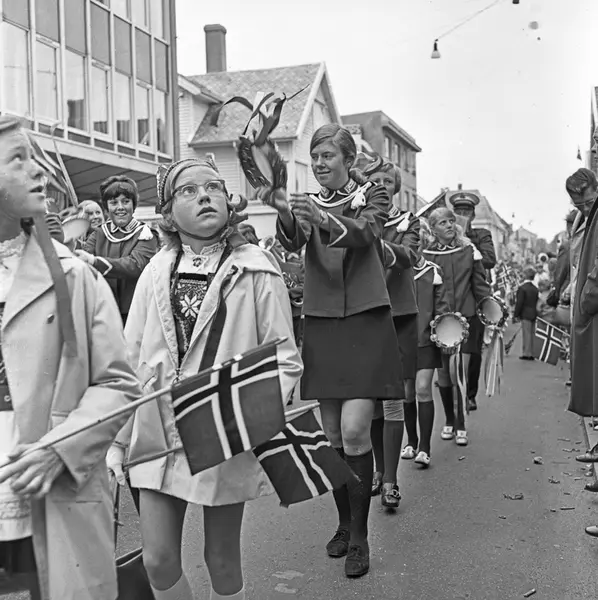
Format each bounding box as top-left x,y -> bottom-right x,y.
581,416 -> 598,482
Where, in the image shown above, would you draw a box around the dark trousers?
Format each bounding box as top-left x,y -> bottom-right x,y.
521,319 -> 535,358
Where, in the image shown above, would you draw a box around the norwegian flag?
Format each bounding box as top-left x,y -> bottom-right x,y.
533,318 -> 568,365
172,339 -> 286,475
495,267 -> 509,295
254,410 -> 357,507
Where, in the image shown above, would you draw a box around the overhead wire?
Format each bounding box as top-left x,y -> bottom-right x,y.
436,0 -> 507,41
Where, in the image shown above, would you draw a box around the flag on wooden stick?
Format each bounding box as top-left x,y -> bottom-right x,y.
172,338 -> 286,475
533,318 -> 568,366
254,409 -> 357,507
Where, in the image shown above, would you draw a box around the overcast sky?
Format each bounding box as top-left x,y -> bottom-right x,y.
175,0 -> 598,239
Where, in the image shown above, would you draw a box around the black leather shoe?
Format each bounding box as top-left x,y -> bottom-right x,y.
585,480 -> 598,493
345,543 -> 370,577
326,528 -> 350,558
585,525 -> 598,538
576,445 -> 598,463
467,397 -> 477,411
381,483 -> 401,509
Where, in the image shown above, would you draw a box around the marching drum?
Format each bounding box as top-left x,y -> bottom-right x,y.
477,295 -> 509,329
430,313 -> 470,354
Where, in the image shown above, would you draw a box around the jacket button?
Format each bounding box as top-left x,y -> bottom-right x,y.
46,314 -> 55,323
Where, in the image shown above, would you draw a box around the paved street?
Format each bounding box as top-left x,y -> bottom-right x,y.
112,327 -> 598,600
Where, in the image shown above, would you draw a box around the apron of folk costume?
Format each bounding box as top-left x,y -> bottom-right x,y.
0,233 -> 30,541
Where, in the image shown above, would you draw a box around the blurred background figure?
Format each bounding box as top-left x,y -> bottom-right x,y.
514,266 -> 539,361
238,222 -> 260,245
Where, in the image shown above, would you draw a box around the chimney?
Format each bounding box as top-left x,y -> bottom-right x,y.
457,183 -> 463,190
204,24 -> 227,73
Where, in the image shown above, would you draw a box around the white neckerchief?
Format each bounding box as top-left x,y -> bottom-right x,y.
309,180 -> 373,210
179,241 -> 226,274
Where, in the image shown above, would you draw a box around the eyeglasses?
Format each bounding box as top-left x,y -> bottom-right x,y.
173,180 -> 226,200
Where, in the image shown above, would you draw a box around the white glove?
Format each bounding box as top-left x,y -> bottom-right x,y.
106,445 -> 126,486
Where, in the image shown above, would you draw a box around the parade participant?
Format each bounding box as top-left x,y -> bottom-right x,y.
237,221 -> 259,245
77,200 -> 105,238
76,175 -> 158,323
354,153 -> 417,508
410,220 -> 451,466
423,207 -> 490,446
0,115 -> 141,600
449,191 -> 496,412
107,157 -> 302,600
514,267 -> 539,360
263,124 -> 401,577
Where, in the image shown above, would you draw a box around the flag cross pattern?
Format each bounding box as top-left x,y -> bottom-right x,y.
172,348 -> 282,469
534,319 -> 565,364
255,420 -> 334,498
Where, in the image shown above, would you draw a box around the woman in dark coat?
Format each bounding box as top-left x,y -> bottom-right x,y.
261,124 -> 401,578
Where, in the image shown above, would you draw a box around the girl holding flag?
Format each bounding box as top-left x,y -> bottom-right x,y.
262,124 -> 402,577
107,157 -> 302,600
423,208 -> 490,447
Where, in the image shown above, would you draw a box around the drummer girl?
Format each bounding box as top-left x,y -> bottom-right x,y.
262,124 -> 402,578
423,208 -> 490,446
411,220 -> 451,465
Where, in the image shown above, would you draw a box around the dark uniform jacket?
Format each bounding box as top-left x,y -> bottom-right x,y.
467,227 -> 497,271
84,221 -> 158,319
414,260 -> 451,347
570,200 -> 598,417
276,179 -> 390,318
380,209 -> 419,317
423,242 -> 490,318
514,280 -> 539,321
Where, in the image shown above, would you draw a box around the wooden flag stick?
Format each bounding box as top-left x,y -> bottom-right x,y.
284,402 -> 319,419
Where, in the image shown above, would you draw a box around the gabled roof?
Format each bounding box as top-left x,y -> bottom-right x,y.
178,74 -> 223,104
187,63 -> 337,146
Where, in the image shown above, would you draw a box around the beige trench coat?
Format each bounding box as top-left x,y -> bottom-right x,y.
118,240 -> 303,505
2,236 -> 141,600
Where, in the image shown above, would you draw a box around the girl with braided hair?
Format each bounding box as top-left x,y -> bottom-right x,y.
107,157 -> 302,600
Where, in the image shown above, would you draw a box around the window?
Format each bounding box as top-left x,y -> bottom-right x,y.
154,40 -> 169,91
112,0 -> 129,18
35,41 -> 60,121
136,85 -> 150,146
91,3 -> 111,65
2,23 -> 30,116
114,72 -> 132,143
91,65 -> 109,134
65,0 -> 86,54
65,51 -> 87,130
385,137 -> 392,160
154,88 -> 168,153
3,0 -> 29,27
150,0 -> 164,38
131,0 -> 148,28
115,18 -> 132,75
135,29 -> 151,83
35,0 -> 59,41
395,143 -> 401,166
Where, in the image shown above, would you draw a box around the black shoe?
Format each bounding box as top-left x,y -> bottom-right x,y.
585,525 -> 598,538
380,483 -> 401,509
585,481 -> 598,493
344,543 -> 370,578
326,528 -> 350,558
576,445 -> 598,463
467,397 -> 477,411
371,472 -> 382,496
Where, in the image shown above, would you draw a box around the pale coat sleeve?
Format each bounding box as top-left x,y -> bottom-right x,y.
39,268 -> 142,490
253,271 -> 303,405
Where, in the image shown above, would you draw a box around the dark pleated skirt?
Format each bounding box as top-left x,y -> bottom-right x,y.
417,344 -> 442,370
301,306 -> 404,400
0,538 -> 37,575
393,314 -> 418,379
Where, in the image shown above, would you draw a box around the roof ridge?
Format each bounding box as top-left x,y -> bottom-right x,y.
187,61 -> 323,81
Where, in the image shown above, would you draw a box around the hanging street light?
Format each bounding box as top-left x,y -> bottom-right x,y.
431,39 -> 441,59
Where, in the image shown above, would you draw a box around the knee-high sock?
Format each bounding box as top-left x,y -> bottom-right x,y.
370,417 -> 385,474
211,587 -> 245,600
382,421 -> 404,484
468,353 -> 482,400
345,450 -> 374,546
438,386 -> 454,426
454,383 -> 466,431
332,447 -> 351,529
403,401 -> 418,448
151,574 -> 194,600
417,401 -> 435,455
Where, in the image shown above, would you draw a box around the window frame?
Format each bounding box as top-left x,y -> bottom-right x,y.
90,60 -> 112,138
135,80 -> 152,148
0,20 -> 33,118
34,35 -> 62,125
64,48 -> 89,132
113,70 -> 134,145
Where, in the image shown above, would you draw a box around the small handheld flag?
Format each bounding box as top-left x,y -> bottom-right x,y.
172,338 -> 287,475
254,409 -> 357,507
533,319 -> 568,366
